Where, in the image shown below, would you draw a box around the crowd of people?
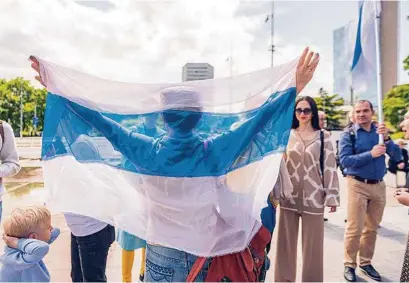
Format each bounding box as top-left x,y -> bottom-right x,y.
0,49 -> 409,283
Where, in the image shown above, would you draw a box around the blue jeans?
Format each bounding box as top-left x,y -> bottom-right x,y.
70,225 -> 115,282
145,244 -> 211,282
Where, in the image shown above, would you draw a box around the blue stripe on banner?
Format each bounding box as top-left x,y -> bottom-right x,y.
42,87 -> 296,177
351,1 -> 364,71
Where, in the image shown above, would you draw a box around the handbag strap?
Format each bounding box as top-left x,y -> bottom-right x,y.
186,257 -> 207,282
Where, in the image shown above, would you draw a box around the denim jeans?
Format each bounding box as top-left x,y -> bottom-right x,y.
70,224 -> 115,282
145,244 -> 211,282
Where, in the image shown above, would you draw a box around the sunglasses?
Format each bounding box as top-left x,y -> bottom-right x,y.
295,108 -> 312,115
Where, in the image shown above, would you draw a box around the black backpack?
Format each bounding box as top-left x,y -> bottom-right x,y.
335,127 -> 356,177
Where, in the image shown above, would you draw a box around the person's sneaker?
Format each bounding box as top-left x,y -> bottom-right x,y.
359,264 -> 381,281
344,266 -> 356,282
139,274 -> 144,282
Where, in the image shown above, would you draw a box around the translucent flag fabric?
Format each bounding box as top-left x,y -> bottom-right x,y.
350,0 -> 380,105
37,57 -> 297,257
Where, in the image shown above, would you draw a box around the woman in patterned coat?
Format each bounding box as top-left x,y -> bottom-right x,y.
274,96 -> 340,282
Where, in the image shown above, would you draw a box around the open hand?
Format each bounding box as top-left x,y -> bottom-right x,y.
296,47 -> 320,94
29,56 -> 46,87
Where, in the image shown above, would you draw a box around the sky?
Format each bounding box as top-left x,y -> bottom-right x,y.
0,0 -> 408,97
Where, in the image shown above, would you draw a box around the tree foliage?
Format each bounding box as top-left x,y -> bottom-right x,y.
404,55 -> 409,72
383,83 -> 409,130
314,88 -> 345,129
0,77 -> 46,136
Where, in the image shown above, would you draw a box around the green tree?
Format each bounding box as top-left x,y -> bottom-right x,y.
404,55 -> 409,72
383,83 -> 409,130
314,88 -> 345,129
0,77 -> 47,136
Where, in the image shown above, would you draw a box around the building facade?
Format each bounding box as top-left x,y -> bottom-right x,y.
333,1 -> 398,107
182,63 -> 214,82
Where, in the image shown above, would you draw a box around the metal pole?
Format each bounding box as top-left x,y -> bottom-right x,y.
34,104 -> 37,134
229,42 -> 233,78
229,42 -> 233,111
374,2 -> 384,144
270,1 -> 275,67
19,79 -> 23,138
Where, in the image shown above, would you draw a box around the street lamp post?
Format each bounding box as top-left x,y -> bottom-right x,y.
20,91 -> 23,138
34,104 -> 37,135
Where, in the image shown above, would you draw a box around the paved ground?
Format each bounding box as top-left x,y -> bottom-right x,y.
1,172 -> 408,282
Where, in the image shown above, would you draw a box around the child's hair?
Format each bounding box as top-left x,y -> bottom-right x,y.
3,206 -> 51,238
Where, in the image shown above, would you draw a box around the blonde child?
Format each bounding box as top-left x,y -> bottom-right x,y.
0,206 -> 60,282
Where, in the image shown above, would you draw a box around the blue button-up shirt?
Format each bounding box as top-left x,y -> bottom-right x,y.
339,123 -> 402,180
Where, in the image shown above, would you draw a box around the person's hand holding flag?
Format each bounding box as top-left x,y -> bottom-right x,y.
296,47 -> 320,94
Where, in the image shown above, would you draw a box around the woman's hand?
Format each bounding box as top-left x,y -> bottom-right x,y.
296,48 -> 320,94
328,206 -> 337,213
29,56 -> 46,87
394,190 -> 409,206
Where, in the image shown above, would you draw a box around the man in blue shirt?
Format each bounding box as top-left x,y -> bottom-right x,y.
340,100 -> 402,282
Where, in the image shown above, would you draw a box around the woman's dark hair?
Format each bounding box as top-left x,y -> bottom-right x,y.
291,96 -> 320,130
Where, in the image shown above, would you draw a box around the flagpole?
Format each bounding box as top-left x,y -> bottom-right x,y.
374,1 -> 384,144
270,1 -> 274,67
229,41 -> 233,111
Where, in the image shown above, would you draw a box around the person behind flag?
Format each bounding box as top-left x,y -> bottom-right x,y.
318,110 -> 327,130
30,48 -> 319,282
60,130 -> 116,283
339,100 -> 401,282
117,115 -> 165,283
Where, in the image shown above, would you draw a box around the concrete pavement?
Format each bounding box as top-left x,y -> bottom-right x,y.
1,172 -> 408,282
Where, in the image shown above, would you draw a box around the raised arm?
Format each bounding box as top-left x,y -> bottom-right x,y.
210,87 -> 296,169
1,236 -> 50,270
67,101 -> 154,167
209,48 -> 319,170
29,56 -> 154,166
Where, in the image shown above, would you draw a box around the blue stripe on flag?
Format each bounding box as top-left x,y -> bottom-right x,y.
42,87 -> 296,178
351,1 -> 364,71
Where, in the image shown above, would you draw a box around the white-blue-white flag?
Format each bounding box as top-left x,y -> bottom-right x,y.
36,57 -> 297,257
350,0 -> 381,104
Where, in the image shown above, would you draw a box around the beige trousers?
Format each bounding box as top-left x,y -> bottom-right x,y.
274,208 -> 324,282
344,177 -> 386,268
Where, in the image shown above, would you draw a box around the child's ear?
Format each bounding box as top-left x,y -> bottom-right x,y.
28,233 -> 37,239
